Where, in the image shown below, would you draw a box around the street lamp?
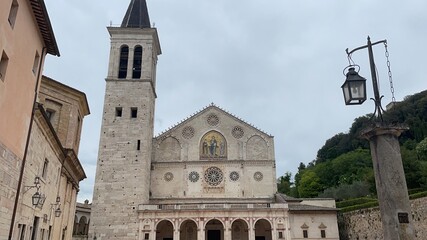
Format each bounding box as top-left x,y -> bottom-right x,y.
341,66 -> 367,105
25,176 -> 43,206
342,36 -> 415,240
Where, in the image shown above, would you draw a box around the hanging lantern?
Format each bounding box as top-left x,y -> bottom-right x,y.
32,192 -> 41,206
341,67 -> 367,105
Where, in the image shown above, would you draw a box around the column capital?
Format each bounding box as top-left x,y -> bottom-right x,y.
361,123 -> 408,140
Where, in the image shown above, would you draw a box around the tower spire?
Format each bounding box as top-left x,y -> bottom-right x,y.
121,0 -> 151,28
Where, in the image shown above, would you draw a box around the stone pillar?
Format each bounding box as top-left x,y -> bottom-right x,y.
225,219 -> 232,240
249,218 -> 255,240
361,124 -> 415,240
174,226 -> 180,240
150,229 -> 155,240
271,218 -> 277,240
285,217 -> 291,240
127,46 -> 135,79
198,219 -> 205,240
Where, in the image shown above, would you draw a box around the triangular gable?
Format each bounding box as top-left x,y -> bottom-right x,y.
155,103 -> 273,140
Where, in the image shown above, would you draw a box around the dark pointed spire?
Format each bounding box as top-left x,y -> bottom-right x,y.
121,0 -> 151,28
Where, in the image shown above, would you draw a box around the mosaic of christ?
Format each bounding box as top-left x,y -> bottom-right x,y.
200,131 -> 227,159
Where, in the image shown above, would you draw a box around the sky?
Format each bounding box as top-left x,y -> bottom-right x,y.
42,0 -> 427,202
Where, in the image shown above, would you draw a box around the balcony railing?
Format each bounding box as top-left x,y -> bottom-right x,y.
138,203 -> 287,211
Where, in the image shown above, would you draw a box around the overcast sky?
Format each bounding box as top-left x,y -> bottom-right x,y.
43,0 -> 427,202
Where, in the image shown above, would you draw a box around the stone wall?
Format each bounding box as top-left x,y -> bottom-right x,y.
339,196 -> 427,239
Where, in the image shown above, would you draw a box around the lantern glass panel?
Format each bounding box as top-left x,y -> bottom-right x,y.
349,81 -> 365,100
32,192 -> 40,206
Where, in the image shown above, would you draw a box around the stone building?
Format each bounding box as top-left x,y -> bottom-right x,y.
5,75 -> 89,240
73,200 -> 91,240
90,0 -> 339,239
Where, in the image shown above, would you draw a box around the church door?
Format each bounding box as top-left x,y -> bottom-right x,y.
256,237 -> 266,240
207,230 -> 221,240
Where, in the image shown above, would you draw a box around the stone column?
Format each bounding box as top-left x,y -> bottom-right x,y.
361,123 -> 415,240
198,219 -> 205,240
249,218 -> 255,240
271,218 -> 277,240
150,229 -> 155,240
224,219 -> 232,240
127,46 -> 135,80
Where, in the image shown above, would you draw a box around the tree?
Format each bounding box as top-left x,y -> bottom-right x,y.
416,137 -> 427,161
298,170 -> 323,198
277,172 -> 292,195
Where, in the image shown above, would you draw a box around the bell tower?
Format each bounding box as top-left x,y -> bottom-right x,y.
90,0 -> 161,238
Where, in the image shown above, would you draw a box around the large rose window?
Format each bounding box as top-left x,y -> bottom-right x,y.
204,167 -> 223,186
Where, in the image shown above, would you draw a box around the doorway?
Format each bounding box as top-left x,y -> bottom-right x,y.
207,230 -> 221,240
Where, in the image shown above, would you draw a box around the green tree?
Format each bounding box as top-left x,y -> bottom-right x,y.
298,170 -> 323,198
416,137 -> 427,161
277,172 -> 292,195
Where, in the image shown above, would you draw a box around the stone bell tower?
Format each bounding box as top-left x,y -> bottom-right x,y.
90,0 -> 161,238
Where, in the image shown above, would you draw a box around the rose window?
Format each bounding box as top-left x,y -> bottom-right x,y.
182,126 -> 195,139
229,171 -> 240,181
207,114 -> 219,126
253,171 -> 263,181
204,167 -> 223,186
164,172 -> 174,182
189,171 -> 200,182
232,126 -> 244,139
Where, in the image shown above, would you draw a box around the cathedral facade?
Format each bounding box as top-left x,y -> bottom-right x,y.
90,1 -> 339,239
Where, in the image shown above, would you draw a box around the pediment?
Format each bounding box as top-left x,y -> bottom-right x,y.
153,103 -> 274,162
155,103 -> 272,142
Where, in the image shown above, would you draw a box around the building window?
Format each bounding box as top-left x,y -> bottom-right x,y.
44,99 -> 62,131
42,159 -> 48,179
321,229 -> 326,238
118,45 -> 129,79
132,46 -> 142,79
137,140 -> 141,150
8,0 -> 19,28
45,109 -> 55,121
0,51 -> 9,81
115,107 -> 122,117
18,224 -> 26,240
278,231 -> 283,239
144,233 -> 149,240
303,230 -> 308,238
131,107 -> 137,118
32,51 -> 40,74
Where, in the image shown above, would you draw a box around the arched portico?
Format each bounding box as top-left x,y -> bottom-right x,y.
156,220 -> 174,240
254,219 -> 272,240
231,219 -> 249,240
180,219 -> 198,240
205,219 -> 224,240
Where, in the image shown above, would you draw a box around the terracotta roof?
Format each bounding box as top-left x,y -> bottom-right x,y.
121,0 -> 151,28
29,0 -> 60,56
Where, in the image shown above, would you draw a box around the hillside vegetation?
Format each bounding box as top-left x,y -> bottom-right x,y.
278,90 -> 427,199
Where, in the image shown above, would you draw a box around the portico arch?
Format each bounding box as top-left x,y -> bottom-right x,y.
231,219 -> 249,240
180,219 -> 198,240
254,219 -> 272,240
156,219 -> 174,240
205,219 -> 224,240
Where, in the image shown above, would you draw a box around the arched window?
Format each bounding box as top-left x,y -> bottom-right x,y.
118,45 -> 129,79
132,46 -> 143,79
